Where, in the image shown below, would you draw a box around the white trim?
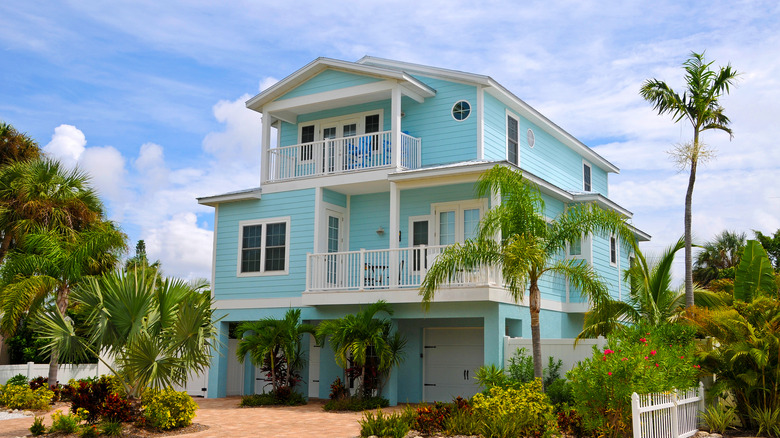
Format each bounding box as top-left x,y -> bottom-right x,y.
526,128 -> 535,149
408,215 -> 432,273
314,188 -> 322,252
476,86 -> 484,160
609,234 -> 618,267
297,109 -> 385,143
214,296 -> 306,310
582,160 -> 592,192
451,99 -> 472,121
321,204 -> 347,253
211,205 -> 218,300
506,110 -> 520,166
236,216 -> 292,277
390,181 -> 400,249
197,188 -> 261,206
431,199 -> 488,245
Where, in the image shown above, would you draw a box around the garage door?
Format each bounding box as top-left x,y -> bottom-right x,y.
423,327 -> 484,402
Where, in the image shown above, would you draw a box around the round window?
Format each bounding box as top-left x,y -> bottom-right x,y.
452,100 -> 471,121
527,128 -> 535,148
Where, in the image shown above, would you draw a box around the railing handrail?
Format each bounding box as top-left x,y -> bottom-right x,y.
270,130 -> 396,151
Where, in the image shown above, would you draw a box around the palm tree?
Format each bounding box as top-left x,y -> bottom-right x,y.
0,122 -> 41,167
316,300 -> 406,398
579,237 -> 724,339
235,308 -> 315,394
0,222 -> 126,386
693,230 -> 746,285
0,159 -> 103,264
640,51 -> 739,309
35,268 -> 218,398
420,164 -> 633,380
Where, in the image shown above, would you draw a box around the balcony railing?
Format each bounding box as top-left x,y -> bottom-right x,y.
306,245 -> 501,292
267,131 -> 421,182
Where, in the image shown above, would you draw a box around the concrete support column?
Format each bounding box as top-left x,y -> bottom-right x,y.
208,320 -> 230,398
483,306 -> 505,367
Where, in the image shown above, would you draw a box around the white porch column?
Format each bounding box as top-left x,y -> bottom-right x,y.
389,181 -> 400,249
391,85 -> 402,170
476,85 -> 484,160
261,110 -> 271,184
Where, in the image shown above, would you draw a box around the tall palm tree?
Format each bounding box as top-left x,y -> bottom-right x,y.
420,165 -> 633,380
579,237 -> 724,339
317,300 -> 406,398
34,268 -> 218,398
235,308 -> 315,394
0,222 -> 126,386
693,230 -> 746,285
0,159 -> 103,264
640,52 -> 739,309
0,122 -> 41,167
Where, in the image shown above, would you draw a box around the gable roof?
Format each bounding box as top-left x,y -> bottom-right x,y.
245,57 -> 436,112
358,56 -> 619,174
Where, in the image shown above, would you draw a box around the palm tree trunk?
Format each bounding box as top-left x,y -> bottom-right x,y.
684,132 -> 699,309
529,278 -> 543,384
0,231 -> 13,265
48,285 -> 69,389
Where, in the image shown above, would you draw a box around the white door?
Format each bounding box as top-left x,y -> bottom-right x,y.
227,339 -> 245,396
308,335 -> 321,398
423,328 -> 484,402
324,209 -> 344,286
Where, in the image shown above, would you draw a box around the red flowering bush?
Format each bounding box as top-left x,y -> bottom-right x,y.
567,324 -> 699,438
413,402 -> 451,435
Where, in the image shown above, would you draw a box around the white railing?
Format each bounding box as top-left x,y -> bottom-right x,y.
631,382 -> 705,438
267,131 -> 421,181
307,245 -> 500,292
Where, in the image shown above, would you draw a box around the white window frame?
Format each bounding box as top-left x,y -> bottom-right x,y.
408,215 -> 432,273
297,109 -> 384,144
609,234 -> 618,267
451,100 -> 472,121
431,199 -> 488,245
583,161 -> 592,192
237,216 -> 291,277
506,110 -> 520,166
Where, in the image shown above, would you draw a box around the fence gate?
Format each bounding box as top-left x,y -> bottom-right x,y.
631,382 -> 705,438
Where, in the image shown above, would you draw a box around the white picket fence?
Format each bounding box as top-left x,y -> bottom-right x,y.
631,382 -> 705,438
0,362 -> 105,384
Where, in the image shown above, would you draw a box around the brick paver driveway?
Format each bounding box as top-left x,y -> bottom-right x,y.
0,397 -> 368,438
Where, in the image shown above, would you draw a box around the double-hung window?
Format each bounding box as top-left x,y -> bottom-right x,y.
238,217 -> 290,276
610,235 -> 618,266
507,114 -> 519,165
300,125 -> 315,161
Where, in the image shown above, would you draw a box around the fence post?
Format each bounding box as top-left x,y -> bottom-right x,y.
631,392 -> 641,438
671,389 -> 679,437
698,381 -> 706,427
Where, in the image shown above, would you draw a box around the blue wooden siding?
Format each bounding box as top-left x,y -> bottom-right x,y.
591,233 -> 621,300
349,192 -> 390,251
483,93 -> 507,161
213,189 -> 314,300
277,70 -> 382,100
398,76 -> 477,166
483,96 -> 610,196
322,188 -> 346,208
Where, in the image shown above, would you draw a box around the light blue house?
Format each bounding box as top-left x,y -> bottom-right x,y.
197,57 -> 650,404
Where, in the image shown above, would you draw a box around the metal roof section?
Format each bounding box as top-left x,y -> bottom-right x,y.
358,56 -> 620,174
197,187 -> 262,206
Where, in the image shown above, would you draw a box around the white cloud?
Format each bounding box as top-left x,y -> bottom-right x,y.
144,213 -> 213,280
79,146 -> 127,201
43,124 -> 86,167
201,94 -> 262,163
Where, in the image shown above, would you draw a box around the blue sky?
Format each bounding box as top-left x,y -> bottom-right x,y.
1,1 -> 779,281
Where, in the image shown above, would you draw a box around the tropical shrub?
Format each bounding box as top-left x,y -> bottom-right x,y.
100,420 -> 123,436
0,383 -> 53,410
413,402 -> 451,435
323,395 -> 388,411
567,323 -> 699,438
141,387 -> 198,430
29,416 -> 46,436
240,389 -> 306,407
556,406 -> 586,437
49,409 -> 87,434
328,377 -> 349,400
78,423 -> 99,438
6,373 -> 28,387
688,296 -> 780,429
699,402 -> 738,434
359,407 -> 415,438
471,379 -> 557,438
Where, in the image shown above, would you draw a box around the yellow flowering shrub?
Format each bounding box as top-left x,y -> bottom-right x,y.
0,384 -> 53,410
141,387 -> 198,430
471,379 -> 556,437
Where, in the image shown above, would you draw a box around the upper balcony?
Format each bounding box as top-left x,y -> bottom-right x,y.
268,131 -> 422,182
